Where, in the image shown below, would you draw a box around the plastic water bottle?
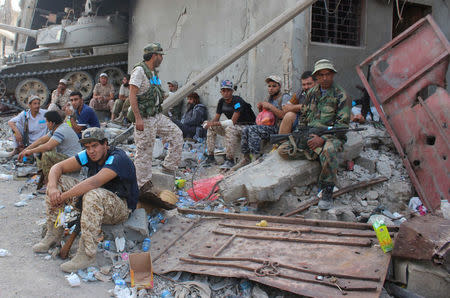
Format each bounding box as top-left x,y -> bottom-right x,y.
103,240 -> 111,250
112,273 -> 126,288
142,238 -> 151,252
239,280 -> 252,298
160,289 -> 174,298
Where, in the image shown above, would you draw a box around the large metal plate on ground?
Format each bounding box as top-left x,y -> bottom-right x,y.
356,15 -> 450,211
150,211 -> 392,297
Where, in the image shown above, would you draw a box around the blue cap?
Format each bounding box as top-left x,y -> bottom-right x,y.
220,80 -> 233,90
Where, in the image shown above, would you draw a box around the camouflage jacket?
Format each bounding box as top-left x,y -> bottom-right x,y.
298,82 -> 350,141
134,61 -> 165,117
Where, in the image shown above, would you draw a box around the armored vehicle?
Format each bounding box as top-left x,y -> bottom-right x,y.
0,0 -> 128,108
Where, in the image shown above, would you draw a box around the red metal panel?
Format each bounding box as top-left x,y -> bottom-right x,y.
356,15 -> 449,211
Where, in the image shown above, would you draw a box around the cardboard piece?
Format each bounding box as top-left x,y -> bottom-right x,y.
129,252 -> 153,289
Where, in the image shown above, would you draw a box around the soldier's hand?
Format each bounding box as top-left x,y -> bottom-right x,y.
307,134 -> 325,150
135,118 -> 144,131
48,187 -> 62,208
204,121 -> 214,129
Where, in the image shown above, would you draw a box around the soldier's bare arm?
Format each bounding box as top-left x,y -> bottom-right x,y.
129,84 -> 143,131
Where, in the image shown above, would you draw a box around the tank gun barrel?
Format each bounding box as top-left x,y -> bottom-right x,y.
0,23 -> 38,39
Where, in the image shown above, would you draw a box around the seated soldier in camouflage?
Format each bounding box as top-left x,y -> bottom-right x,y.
111,74 -> 131,123
89,73 -> 115,115
278,59 -> 350,210
33,127 -> 138,272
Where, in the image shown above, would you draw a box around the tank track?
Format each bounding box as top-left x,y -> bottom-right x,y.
0,60 -> 127,79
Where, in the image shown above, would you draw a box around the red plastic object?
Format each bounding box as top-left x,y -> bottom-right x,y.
256,109 -> 276,126
187,175 -> 224,201
356,15 -> 449,211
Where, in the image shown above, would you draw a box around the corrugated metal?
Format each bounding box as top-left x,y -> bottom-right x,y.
356,15 -> 450,211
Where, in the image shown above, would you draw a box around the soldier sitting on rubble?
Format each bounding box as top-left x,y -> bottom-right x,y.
8,95 -> 48,155
204,80 -> 256,169
111,74 -> 131,123
232,75 -> 290,171
18,111 -> 82,191
67,91 -> 100,138
278,59 -> 350,210
48,78 -> 72,118
170,92 -> 207,140
278,71 -> 316,134
89,73 -> 115,117
33,127 -> 138,272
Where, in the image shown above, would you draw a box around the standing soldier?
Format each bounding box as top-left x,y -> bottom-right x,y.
129,43 -> 182,187
278,59 -> 350,210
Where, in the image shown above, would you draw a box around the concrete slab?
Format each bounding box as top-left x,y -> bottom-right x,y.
123,208 -> 149,241
220,132 -> 364,203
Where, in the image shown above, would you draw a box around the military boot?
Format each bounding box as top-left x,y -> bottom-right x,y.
32,221 -> 63,253
231,154 -> 251,171
318,184 -> 334,210
60,238 -> 96,273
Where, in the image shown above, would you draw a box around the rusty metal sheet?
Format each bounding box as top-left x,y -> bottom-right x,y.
393,215 -> 450,264
356,15 -> 450,211
150,210 -> 392,297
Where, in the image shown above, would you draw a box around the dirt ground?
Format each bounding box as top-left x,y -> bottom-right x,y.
0,179 -> 113,297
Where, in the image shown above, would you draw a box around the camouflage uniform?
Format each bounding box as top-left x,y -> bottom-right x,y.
48,88 -> 72,113
45,175 -> 129,257
112,84 -> 130,118
36,151 -> 68,176
130,52 -> 182,187
206,125 -> 245,160
90,83 -> 115,112
278,83 -> 350,187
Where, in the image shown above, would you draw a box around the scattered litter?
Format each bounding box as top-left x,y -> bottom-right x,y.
0,205 -> 5,210
0,173 -> 13,180
409,197 -> 427,216
373,220 -> 393,253
65,272 -> 81,287
77,267 -> 99,282
14,201 -> 28,207
111,285 -> 136,298
44,255 -> 51,260
0,249 -> 11,257
256,220 -> 268,227
115,236 -> 126,252
16,166 -> 38,177
160,289 -> 173,298
173,281 -> 211,298
94,271 -> 111,282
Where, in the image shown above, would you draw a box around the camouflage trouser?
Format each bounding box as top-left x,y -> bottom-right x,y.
89,98 -> 114,112
241,125 -> 278,155
278,137 -> 343,186
36,151 -> 68,176
112,99 -> 130,117
134,113 -> 183,187
45,175 -> 129,257
206,125 -> 245,160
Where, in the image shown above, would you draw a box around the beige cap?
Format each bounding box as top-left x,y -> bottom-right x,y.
265,75 -> 282,86
59,79 -> 68,85
312,59 -> 337,75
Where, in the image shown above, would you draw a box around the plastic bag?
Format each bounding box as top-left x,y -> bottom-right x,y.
255,109 -> 275,126
187,175 -> 224,201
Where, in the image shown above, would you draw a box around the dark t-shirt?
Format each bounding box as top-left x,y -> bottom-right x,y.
75,104 -> 100,137
75,147 -> 139,210
216,95 -> 255,124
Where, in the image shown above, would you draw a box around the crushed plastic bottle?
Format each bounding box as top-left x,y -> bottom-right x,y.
112,272 -> 127,288
0,249 -> 11,257
239,280 -> 252,298
0,174 -> 13,181
160,289 -> 174,298
142,238 -> 151,252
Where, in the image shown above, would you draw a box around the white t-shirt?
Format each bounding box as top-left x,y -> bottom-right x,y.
130,66 -> 151,96
10,109 -> 48,144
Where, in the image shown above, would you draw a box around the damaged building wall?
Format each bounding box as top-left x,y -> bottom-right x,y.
128,0 -> 298,114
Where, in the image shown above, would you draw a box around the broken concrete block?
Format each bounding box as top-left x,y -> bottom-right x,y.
335,208 -> 356,222
219,152 -> 320,203
252,285 -> 269,298
355,156 -> 376,173
259,192 -> 304,216
406,261 -> 450,297
220,132 -> 364,203
376,160 -> 392,178
338,131 -> 364,162
102,223 -> 125,240
365,190 -> 379,200
123,208 -> 149,241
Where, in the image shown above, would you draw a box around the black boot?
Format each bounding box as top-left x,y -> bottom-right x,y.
318,184 -> 334,210
204,154 -> 216,165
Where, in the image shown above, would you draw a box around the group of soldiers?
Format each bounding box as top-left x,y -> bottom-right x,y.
5,42 -> 350,273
